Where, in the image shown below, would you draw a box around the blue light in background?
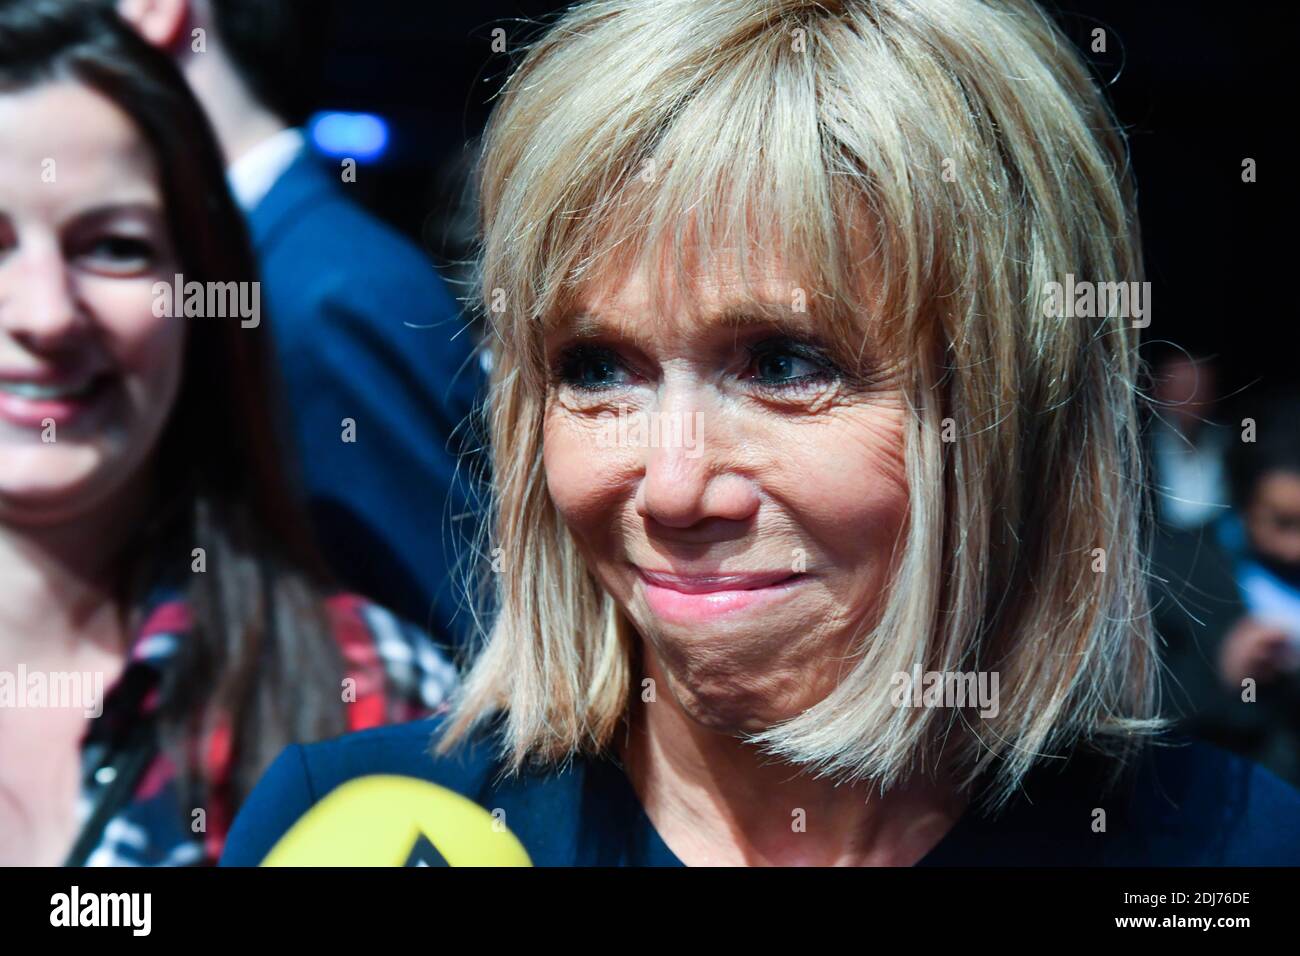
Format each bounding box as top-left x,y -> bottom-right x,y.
309,111 -> 390,162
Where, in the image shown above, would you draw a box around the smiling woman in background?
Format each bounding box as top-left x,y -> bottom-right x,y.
223,0 -> 1300,867
0,0 -> 455,866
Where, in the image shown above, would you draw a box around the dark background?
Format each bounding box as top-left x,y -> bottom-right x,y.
297,0 -> 1296,400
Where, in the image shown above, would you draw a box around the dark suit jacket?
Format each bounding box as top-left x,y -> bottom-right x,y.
248,149 -> 486,646
1150,516 -> 1300,783
220,716 -> 1300,866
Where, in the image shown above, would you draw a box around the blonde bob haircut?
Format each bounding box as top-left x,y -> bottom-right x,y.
442,0 -> 1162,809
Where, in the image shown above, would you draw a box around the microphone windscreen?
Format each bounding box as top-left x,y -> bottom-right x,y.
261,775 -> 533,866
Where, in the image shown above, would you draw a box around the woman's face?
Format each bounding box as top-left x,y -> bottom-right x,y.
0,81 -> 182,527
543,255 -> 911,733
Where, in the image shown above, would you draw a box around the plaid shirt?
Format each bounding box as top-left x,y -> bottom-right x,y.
72,587 -> 459,867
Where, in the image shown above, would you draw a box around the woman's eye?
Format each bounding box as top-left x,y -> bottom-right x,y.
79,235 -> 155,272
754,351 -> 821,382
746,338 -> 840,391
554,344 -> 634,391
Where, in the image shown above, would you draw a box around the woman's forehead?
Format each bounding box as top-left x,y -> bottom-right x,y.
0,81 -> 162,217
547,264 -> 831,342
548,234 -> 855,327
576,255 -> 793,314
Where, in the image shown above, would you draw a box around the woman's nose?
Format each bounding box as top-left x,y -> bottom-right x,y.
633,390 -> 758,529
0,242 -> 86,347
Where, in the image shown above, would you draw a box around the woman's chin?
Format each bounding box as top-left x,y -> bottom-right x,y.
656,672 -> 799,736
682,703 -> 789,737
0,452 -> 114,524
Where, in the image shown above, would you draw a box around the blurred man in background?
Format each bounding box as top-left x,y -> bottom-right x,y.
1152,389 -> 1300,784
110,0 -> 486,651
1149,351 -> 1231,530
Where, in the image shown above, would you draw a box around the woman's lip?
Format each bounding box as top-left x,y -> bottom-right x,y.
635,567 -> 801,594
0,367 -> 107,387
635,567 -> 809,624
0,374 -> 112,427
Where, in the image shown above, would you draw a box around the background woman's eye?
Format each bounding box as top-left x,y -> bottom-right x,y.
556,344 -> 633,391
79,235 -> 155,272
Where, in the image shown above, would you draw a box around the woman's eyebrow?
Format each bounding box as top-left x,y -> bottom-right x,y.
544,312 -> 659,350
715,304 -> 819,339
55,201 -> 166,236
551,302 -> 818,342
559,313 -> 609,339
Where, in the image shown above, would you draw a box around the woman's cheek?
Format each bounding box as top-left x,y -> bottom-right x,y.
761,408 -> 910,564
95,265 -> 181,342
543,406 -> 637,531
79,272 -> 159,324
136,315 -> 184,394
822,430 -> 908,527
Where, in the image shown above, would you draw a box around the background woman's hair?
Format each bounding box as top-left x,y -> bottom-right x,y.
446,0 -> 1163,809
0,0 -> 347,809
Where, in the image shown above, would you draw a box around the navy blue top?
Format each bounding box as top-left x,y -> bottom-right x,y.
221,716 -> 1300,866
248,149 -> 486,644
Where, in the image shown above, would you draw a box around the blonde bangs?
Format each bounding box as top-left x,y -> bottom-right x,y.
475,2 -> 939,389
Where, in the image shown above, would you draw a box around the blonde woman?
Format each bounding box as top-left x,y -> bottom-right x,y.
223,0 -> 1300,866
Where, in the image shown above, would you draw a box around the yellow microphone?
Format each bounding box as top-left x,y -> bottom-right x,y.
260,775 -> 533,866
